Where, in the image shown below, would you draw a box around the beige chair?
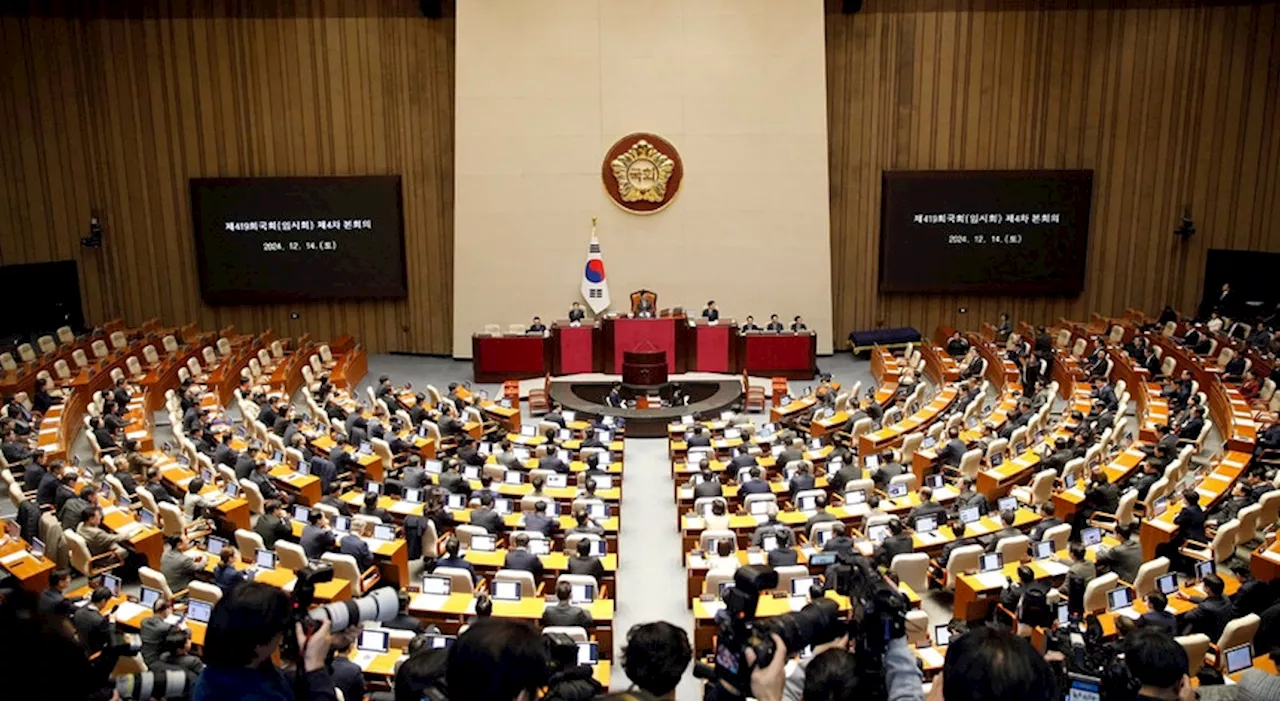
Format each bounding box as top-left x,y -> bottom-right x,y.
57,325 -> 75,345
955,449 -> 983,480
270,340 -> 285,359
1212,613 -> 1260,664
1258,491 -> 1280,529
235,529 -> 264,563
65,529 -> 122,577
1235,504 -> 1262,546
494,569 -> 540,597
942,544 -> 984,592
1180,518 -> 1239,566
1042,523 -> 1072,553
985,438 -> 1009,466
564,533 -> 603,554
453,524 -> 488,548
275,541 -> 308,571
1178,634 -> 1211,676
37,335 -> 57,355
1055,329 -> 1072,348
888,473 -> 918,492
217,337 -> 233,357
238,478 -> 264,514
188,580 -> 223,605
16,343 -> 35,362
91,339 -> 109,359
386,628 -> 417,650
1083,572 -> 1120,613
890,553 -> 930,593
705,570 -> 736,598
1090,489 -> 1138,532
140,565 -> 183,601
1132,557 -> 1169,598
322,552 -> 380,596
895,433 -> 924,465
72,348 -> 89,368
700,529 -> 738,553
157,502 -> 186,537
693,496 -> 729,517
743,493 -> 778,514
433,566 -> 477,594
996,535 -> 1031,564
1010,468 -> 1056,505
905,609 -> 931,646
542,626 -> 589,643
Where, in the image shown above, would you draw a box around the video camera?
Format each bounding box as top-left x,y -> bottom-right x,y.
1044,614 -> 1136,701
282,563 -> 400,662
699,554 -> 907,699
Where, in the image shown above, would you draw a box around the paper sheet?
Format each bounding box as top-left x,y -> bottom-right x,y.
112,602 -> 148,622
973,572 -> 1009,589
412,594 -> 451,611
0,551 -> 28,567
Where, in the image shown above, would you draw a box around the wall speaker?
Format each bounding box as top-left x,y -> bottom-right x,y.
842,0 -> 863,13
419,0 -> 443,19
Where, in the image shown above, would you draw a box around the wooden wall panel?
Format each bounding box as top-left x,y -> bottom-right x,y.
0,1 -> 454,354
827,0 -> 1280,340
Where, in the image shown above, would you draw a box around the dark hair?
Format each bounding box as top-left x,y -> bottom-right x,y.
942,626 -> 1055,701
1203,573 -> 1224,597
188,477 -> 204,494
479,492 -> 494,507
447,619 -> 548,700
804,648 -> 860,700
1069,541 -> 1086,561
1123,627 -> 1187,690
393,647 -> 449,701
555,581 -> 572,602
364,491 -> 379,509
474,594 -> 493,617
445,537 -> 460,558
1017,565 -> 1034,584
202,582 -> 291,668
576,539 -> 591,557
89,586 -> 112,604
308,509 -> 324,525
622,621 -> 692,697
1146,591 -> 1168,612
48,568 -> 71,588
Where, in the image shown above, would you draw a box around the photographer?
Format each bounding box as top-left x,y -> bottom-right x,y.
141,597 -> 205,675
770,616 -> 925,701
936,626 -> 1055,701
193,581 -> 337,701
446,618 -> 547,700
622,621 -> 692,699
1122,628 -> 1195,701
542,632 -> 604,701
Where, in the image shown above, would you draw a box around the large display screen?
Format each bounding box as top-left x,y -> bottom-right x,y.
190,176 -> 407,304
879,170 -> 1093,294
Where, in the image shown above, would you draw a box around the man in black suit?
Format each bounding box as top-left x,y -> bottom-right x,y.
1137,591 -> 1179,636
22,449 -> 49,492
1092,378 -> 1119,411
528,316 -> 547,332
827,460 -> 863,494
72,586 -> 117,653
537,445 -> 569,474
1177,406 -> 1206,442
686,425 -> 712,448
503,533 -> 545,581
89,417 -> 120,455
339,527 -> 375,571
437,460 -> 469,496
37,568 -> 80,616
728,448 -> 757,471
567,538 -> 606,583
777,438 -> 805,469
1173,488 -> 1208,547
257,401 -> 278,428
1075,470 -> 1120,532
213,431 -> 239,468
952,476 -> 989,517
936,426 -> 968,467
701,301 -> 719,322
874,520 -> 913,567
300,509 -> 336,560
249,459 -> 281,502
790,316 -> 807,332
871,453 -> 906,488
802,494 -> 838,536
233,443 -> 259,480
1180,574 -> 1234,639
986,509 -> 1023,553
907,487 -> 947,526
436,537 -> 479,584
1041,437 -> 1074,475
470,492 -> 506,535
788,462 -> 816,502
1028,503 -> 1062,542
1129,460 -> 1163,501
1141,424 -> 1177,457
750,504 -> 794,550
822,522 -> 855,554
692,467 -> 722,499
524,500 -> 560,537
741,315 -> 760,332
766,314 -> 785,332
738,467 -> 771,495
568,302 -> 586,323
541,581 -> 594,628
409,394 -> 430,426
604,384 -> 624,408
254,499 -> 294,549
143,467 -> 177,506
383,592 -> 426,634
359,491 -> 393,523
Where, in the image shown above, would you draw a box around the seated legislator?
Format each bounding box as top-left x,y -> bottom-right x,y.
701,301 -> 719,322
540,581 -> 595,628
741,315 -> 761,332
528,316 -> 547,333
568,302 -> 586,324
567,538 -> 606,583
766,315 -> 785,332
791,316 -> 808,332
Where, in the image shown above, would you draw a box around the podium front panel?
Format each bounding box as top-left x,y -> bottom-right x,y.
554,325 -> 596,375
610,318 -> 677,373
693,324 -> 732,373
740,333 -> 816,379
472,335 -> 548,382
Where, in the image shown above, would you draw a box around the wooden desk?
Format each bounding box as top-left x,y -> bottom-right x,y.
269,464 -> 323,505
408,592 -> 615,657
159,461 -> 251,532
867,386 -> 959,466
1141,450 -> 1250,560
1250,538 -> 1280,582
101,505 -> 163,567
0,536 -> 55,593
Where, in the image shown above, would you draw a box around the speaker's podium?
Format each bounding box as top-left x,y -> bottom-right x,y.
622,349 -> 668,386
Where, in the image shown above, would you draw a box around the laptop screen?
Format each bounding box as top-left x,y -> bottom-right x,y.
445,494 -> 466,510
426,635 -> 456,650
791,577 -> 815,597
1152,497 -> 1169,516
749,500 -> 771,516
867,524 -> 890,544
915,517 -> 937,533
1033,541 -> 1054,559
365,481 -> 382,495
293,505 -> 310,522
577,641 -> 600,666
980,553 -> 1003,572
333,516 -> 351,534
997,497 -> 1017,513
761,535 -> 778,552
140,586 -> 163,608
186,599 -> 213,624
1057,603 -> 1070,625
528,539 -> 551,556
570,584 -> 595,604
470,534 -> 496,552
798,495 -> 817,512
30,537 -> 45,558
1224,644 -> 1254,674
1195,560 -> 1215,581
1081,527 -> 1102,547
225,481 -> 240,498
206,535 -> 228,555
934,624 -> 952,647
546,474 -> 568,489
809,553 -> 836,567
960,506 -> 980,524
846,490 -> 867,505
492,580 -> 521,601
865,455 -> 880,470
1106,588 -> 1134,611
403,488 -> 422,503
1156,573 -> 1179,595
888,483 -> 908,498
139,508 -> 156,526
925,474 -> 944,489
373,524 -> 397,541
358,629 -> 390,653
255,550 -> 277,569
422,575 -> 452,596
101,573 -> 121,595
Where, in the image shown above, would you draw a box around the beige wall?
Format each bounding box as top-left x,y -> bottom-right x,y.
454,0 -> 833,357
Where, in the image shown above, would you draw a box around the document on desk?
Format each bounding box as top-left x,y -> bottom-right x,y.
0,551 -> 28,567
412,594 -> 451,611
1038,561 -> 1069,577
352,651 -> 378,669
112,602 -> 148,622
746,552 -> 765,566
973,572 -> 1009,589
1113,607 -> 1141,620
700,601 -> 726,617
127,430 -> 148,440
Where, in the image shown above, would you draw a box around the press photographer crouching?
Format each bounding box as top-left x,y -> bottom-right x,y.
695,557 -> 925,701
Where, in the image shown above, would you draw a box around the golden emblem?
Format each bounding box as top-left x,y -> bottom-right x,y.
610,140 -> 676,203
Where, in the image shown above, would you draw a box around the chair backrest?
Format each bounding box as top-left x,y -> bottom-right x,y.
494,568 -> 536,594
202,346 -> 218,368
57,325 -> 75,344
136,486 -> 159,515
275,540 -> 308,571
889,473 -> 918,491
699,529 -> 737,553
433,566 -> 475,594
92,340 -> 109,358
1083,572 -> 1120,612
143,345 -> 160,365
1009,426 -> 1028,453
64,529 -> 94,575
946,544 -> 984,578
72,349 -> 88,368
693,496 -> 728,516
986,438 -> 1009,465
188,580 -> 223,605
996,535 -> 1031,563
959,449 -> 983,479
235,528 -> 264,562
704,570 -> 735,597
238,478 -> 264,514
1177,634 -> 1211,676
1215,613 -> 1260,653
1235,504 -> 1261,545
905,609 -> 931,646
564,533 -> 603,553
1025,468 -> 1056,505
898,433 -> 924,463
271,339 -> 285,358
158,502 -> 185,537
454,524 -> 487,548
890,553 -> 930,592
1132,557 -> 1170,598
139,566 -> 175,600
1114,489 -> 1138,527
1209,519 -> 1239,563
742,493 -> 778,513
321,552 -> 366,595
14,344 -> 34,362
126,356 -> 143,377
216,337 -> 233,357
54,358 -> 71,379
1056,329 -> 1072,348
1072,338 -> 1087,357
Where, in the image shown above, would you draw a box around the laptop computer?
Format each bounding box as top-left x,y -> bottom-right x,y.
1223,643 -> 1254,675
365,481 -> 383,495
492,580 -> 521,601
1057,603 -> 1070,625
425,634 -> 456,650
206,535 -> 228,555
797,495 -> 818,512
358,629 -> 390,654
421,575 -> 452,596
139,508 -> 156,526
1194,560 -> 1215,582
101,573 -> 121,595
186,599 -> 213,624
997,497 -> 1017,513
1033,540 -> 1054,559
888,483 -> 908,499
749,500 -> 772,516
470,534 -> 496,552
959,506 -> 981,524
570,583 -> 595,604
1152,497 -> 1169,517
403,488 -> 422,504
845,490 -> 867,505
372,524 -> 396,541
1106,587 -> 1135,612
577,642 -> 600,666
1155,573 -> 1179,596
255,550 -> 277,570
980,553 -> 1003,572
333,516 -> 351,534
790,577 -> 816,597
933,624 -> 952,647
588,502 -> 609,520
140,586 -> 163,608
925,474 -> 944,490
29,537 -> 45,559
225,481 -> 240,498
293,505 -> 310,522
445,494 -> 466,510
867,524 -> 890,544
808,553 -> 837,567
915,516 -> 937,534
1081,527 -> 1102,547
528,539 -> 551,556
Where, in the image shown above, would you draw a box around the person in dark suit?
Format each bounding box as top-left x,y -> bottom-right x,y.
936,427 -> 968,467
437,459 -> 469,496
766,314 -> 785,332
318,482 -> 353,517
383,591 -> 427,634
72,587 -> 117,653
692,467 -> 722,499
1092,379 -> 1119,411
1028,503 -> 1062,542
212,431 -> 239,468
1075,470 -> 1120,532
22,449 -> 49,493
768,546 -> 800,567
143,467 -> 177,506
524,500 -> 560,537
541,581 -> 594,628
300,509 -> 335,560
701,301 -> 719,322
339,529 -> 375,571
874,520 -> 913,568
1177,406 -> 1206,442
538,446 -> 569,474
733,467 -> 769,497
1173,488 -> 1208,547
685,425 -> 712,448
32,376 -> 62,414
567,302 -> 586,323
566,538 -> 606,583
1140,424 -> 1177,457
529,316 -> 548,332
470,492 -> 506,535
821,522 -> 855,555
1136,591 -> 1178,636
232,444 -> 259,480
139,597 -> 204,674
741,315 -> 761,332
790,316 -> 807,332
1180,574 -> 1234,640
212,546 -> 248,595
1095,524 -> 1143,583
359,491 -> 393,523
907,487 -> 947,526
801,494 -> 837,536
1041,438 -> 1075,476
502,533 -> 545,581
37,568 -> 80,616
604,384 -> 624,408
254,499 -> 294,549
788,462 -> 816,502
248,460 -> 282,502
987,509 -> 1023,553
946,332 -> 970,357
436,537 -> 479,584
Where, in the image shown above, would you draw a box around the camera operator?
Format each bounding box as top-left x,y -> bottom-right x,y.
933,626 -> 1055,701
1122,628 -> 1195,701
621,621 -> 692,699
392,636 -> 449,701
193,581 -> 337,701
141,596 -> 205,675
769,615 -> 925,701
446,618 -> 548,700
542,631 -> 604,701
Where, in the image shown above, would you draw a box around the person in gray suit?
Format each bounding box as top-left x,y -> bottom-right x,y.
494,440 -> 520,468
502,533 -> 545,582
160,535 -> 206,593
1094,523 -> 1143,583
539,581 -> 594,628
470,492 -> 507,535
76,506 -> 130,560
139,597 -> 205,674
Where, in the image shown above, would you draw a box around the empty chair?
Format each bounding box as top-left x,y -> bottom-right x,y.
1042,523 -> 1072,553
890,553 -> 930,593
216,337 -> 233,357
956,449 -> 983,480
125,356 -> 143,378
72,349 -> 89,368
57,326 -> 75,345
942,545 -> 984,591
17,343 -> 36,362
493,569 -> 539,597
1235,504 -> 1261,546
202,346 -> 218,369
110,331 -> 128,350
275,541 -> 308,571
1213,613 -> 1260,661
0,353 -> 16,372
140,566 -> 183,600
905,609 -> 932,646
235,529 -> 264,563
143,345 -> 160,366
322,552 -> 380,596
995,535 -> 1031,564
91,340 -> 109,358
433,566 -> 476,594
1177,635 -> 1211,677
188,580 -> 223,605
1082,572 -> 1120,613
1010,468 -> 1056,506
162,335 -> 179,354
1132,557 -> 1170,598
53,359 -> 72,380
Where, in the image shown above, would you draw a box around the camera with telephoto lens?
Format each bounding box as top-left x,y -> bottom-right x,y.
1044,614 -> 1136,701
545,631 -> 581,674
113,670 -> 192,700
281,563 -> 400,662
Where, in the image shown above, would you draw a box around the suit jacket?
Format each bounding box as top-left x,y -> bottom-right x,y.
59,497 -> 92,531
777,448 -> 804,467
729,454 -> 757,470
213,563 -> 248,594
438,471 -> 468,495
1178,417 -> 1205,441
541,602 -> 593,628
1174,503 -> 1207,545
1096,539 -> 1143,583
94,427 -> 118,451
567,555 -> 606,582
161,548 -> 202,592
1137,609 -> 1179,636
250,471 -> 280,500
739,479 -> 771,495
751,521 -> 795,549
300,524 -> 335,560
339,534 -> 375,571
1029,517 -> 1063,542
77,523 -> 127,556
788,473 -> 816,501
503,548 -> 545,581
233,453 -> 258,480
321,495 -> 353,517
907,501 -> 947,526
768,548 -> 800,567
470,507 -> 506,535
686,434 -> 712,448
828,466 -> 864,494
876,535 -> 914,568
22,464 -> 47,493
254,514 -> 293,549
524,513 -> 559,537
937,439 -> 968,467
436,555 -> 479,583
1183,595 -> 1234,640
693,480 -> 723,499
538,455 -> 569,474
139,615 -> 183,666
37,588 -> 73,616
72,605 -> 115,652
568,309 -> 585,322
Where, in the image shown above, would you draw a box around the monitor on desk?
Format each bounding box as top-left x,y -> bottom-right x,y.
255,550 -> 277,570
1156,573 -> 1179,596
921,436 -> 938,450
140,586 -> 163,608
797,495 -> 818,512
933,624 -> 952,647
808,553 -> 837,567
520,425 -> 536,438
101,573 -> 121,595
924,474 -> 944,490
296,461 -> 310,476
1063,472 -> 1077,490
1152,497 -> 1169,517
815,529 -> 832,547
1033,540 -> 1054,560
225,481 -> 240,498
864,455 -> 880,471
791,577 -> 816,597
867,524 -> 890,544
915,517 -> 937,534
186,599 -> 213,624
546,474 -> 568,489
588,502 -> 609,520
959,506 -> 980,524
418,425 -> 428,438
845,489 -> 867,505
771,445 -> 784,458
373,524 -> 396,541
357,442 -> 372,456
570,583 -> 595,604
749,500 -> 772,516
445,494 -> 466,510
1106,587 -> 1134,612
1081,527 -> 1102,547
596,429 -> 612,443
980,553 -> 1003,572
426,634 -> 456,650
528,538 -> 551,556
425,460 -> 443,474
562,411 -> 576,423
358,629 -> 390,654
404,488 -> 422,504
888,483 -> 908,499
294,505 -> 310,522
200,468 -> 215,484
680,415 -> 694,426
997,497 -> 1017,514
478,442 -> 492,455
139,508 -> 156,526
206,535 -> 228,555
724,428 -> 742,439
492,580 -> 521,601
1195,560 -> 1215,581
557,429 -> 571,442
494,498 -> 513,515
30,537 -> 45,559
463,465 -> 480,480
365,481 -> 383,496
1224,643 -> 1254,674
470,534 -> 496,552
422,575 -> 452,596
333,516 -> 351,534
811,438 -> 822,450
584,539 -> 606,557
577,641 -> 600,666
514,448 -> 531,462
504,471 -> 523,485
761,534 -> 778,552
272,451 -> 285,463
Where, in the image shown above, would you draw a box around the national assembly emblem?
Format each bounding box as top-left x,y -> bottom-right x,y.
602,133 -> 683,215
